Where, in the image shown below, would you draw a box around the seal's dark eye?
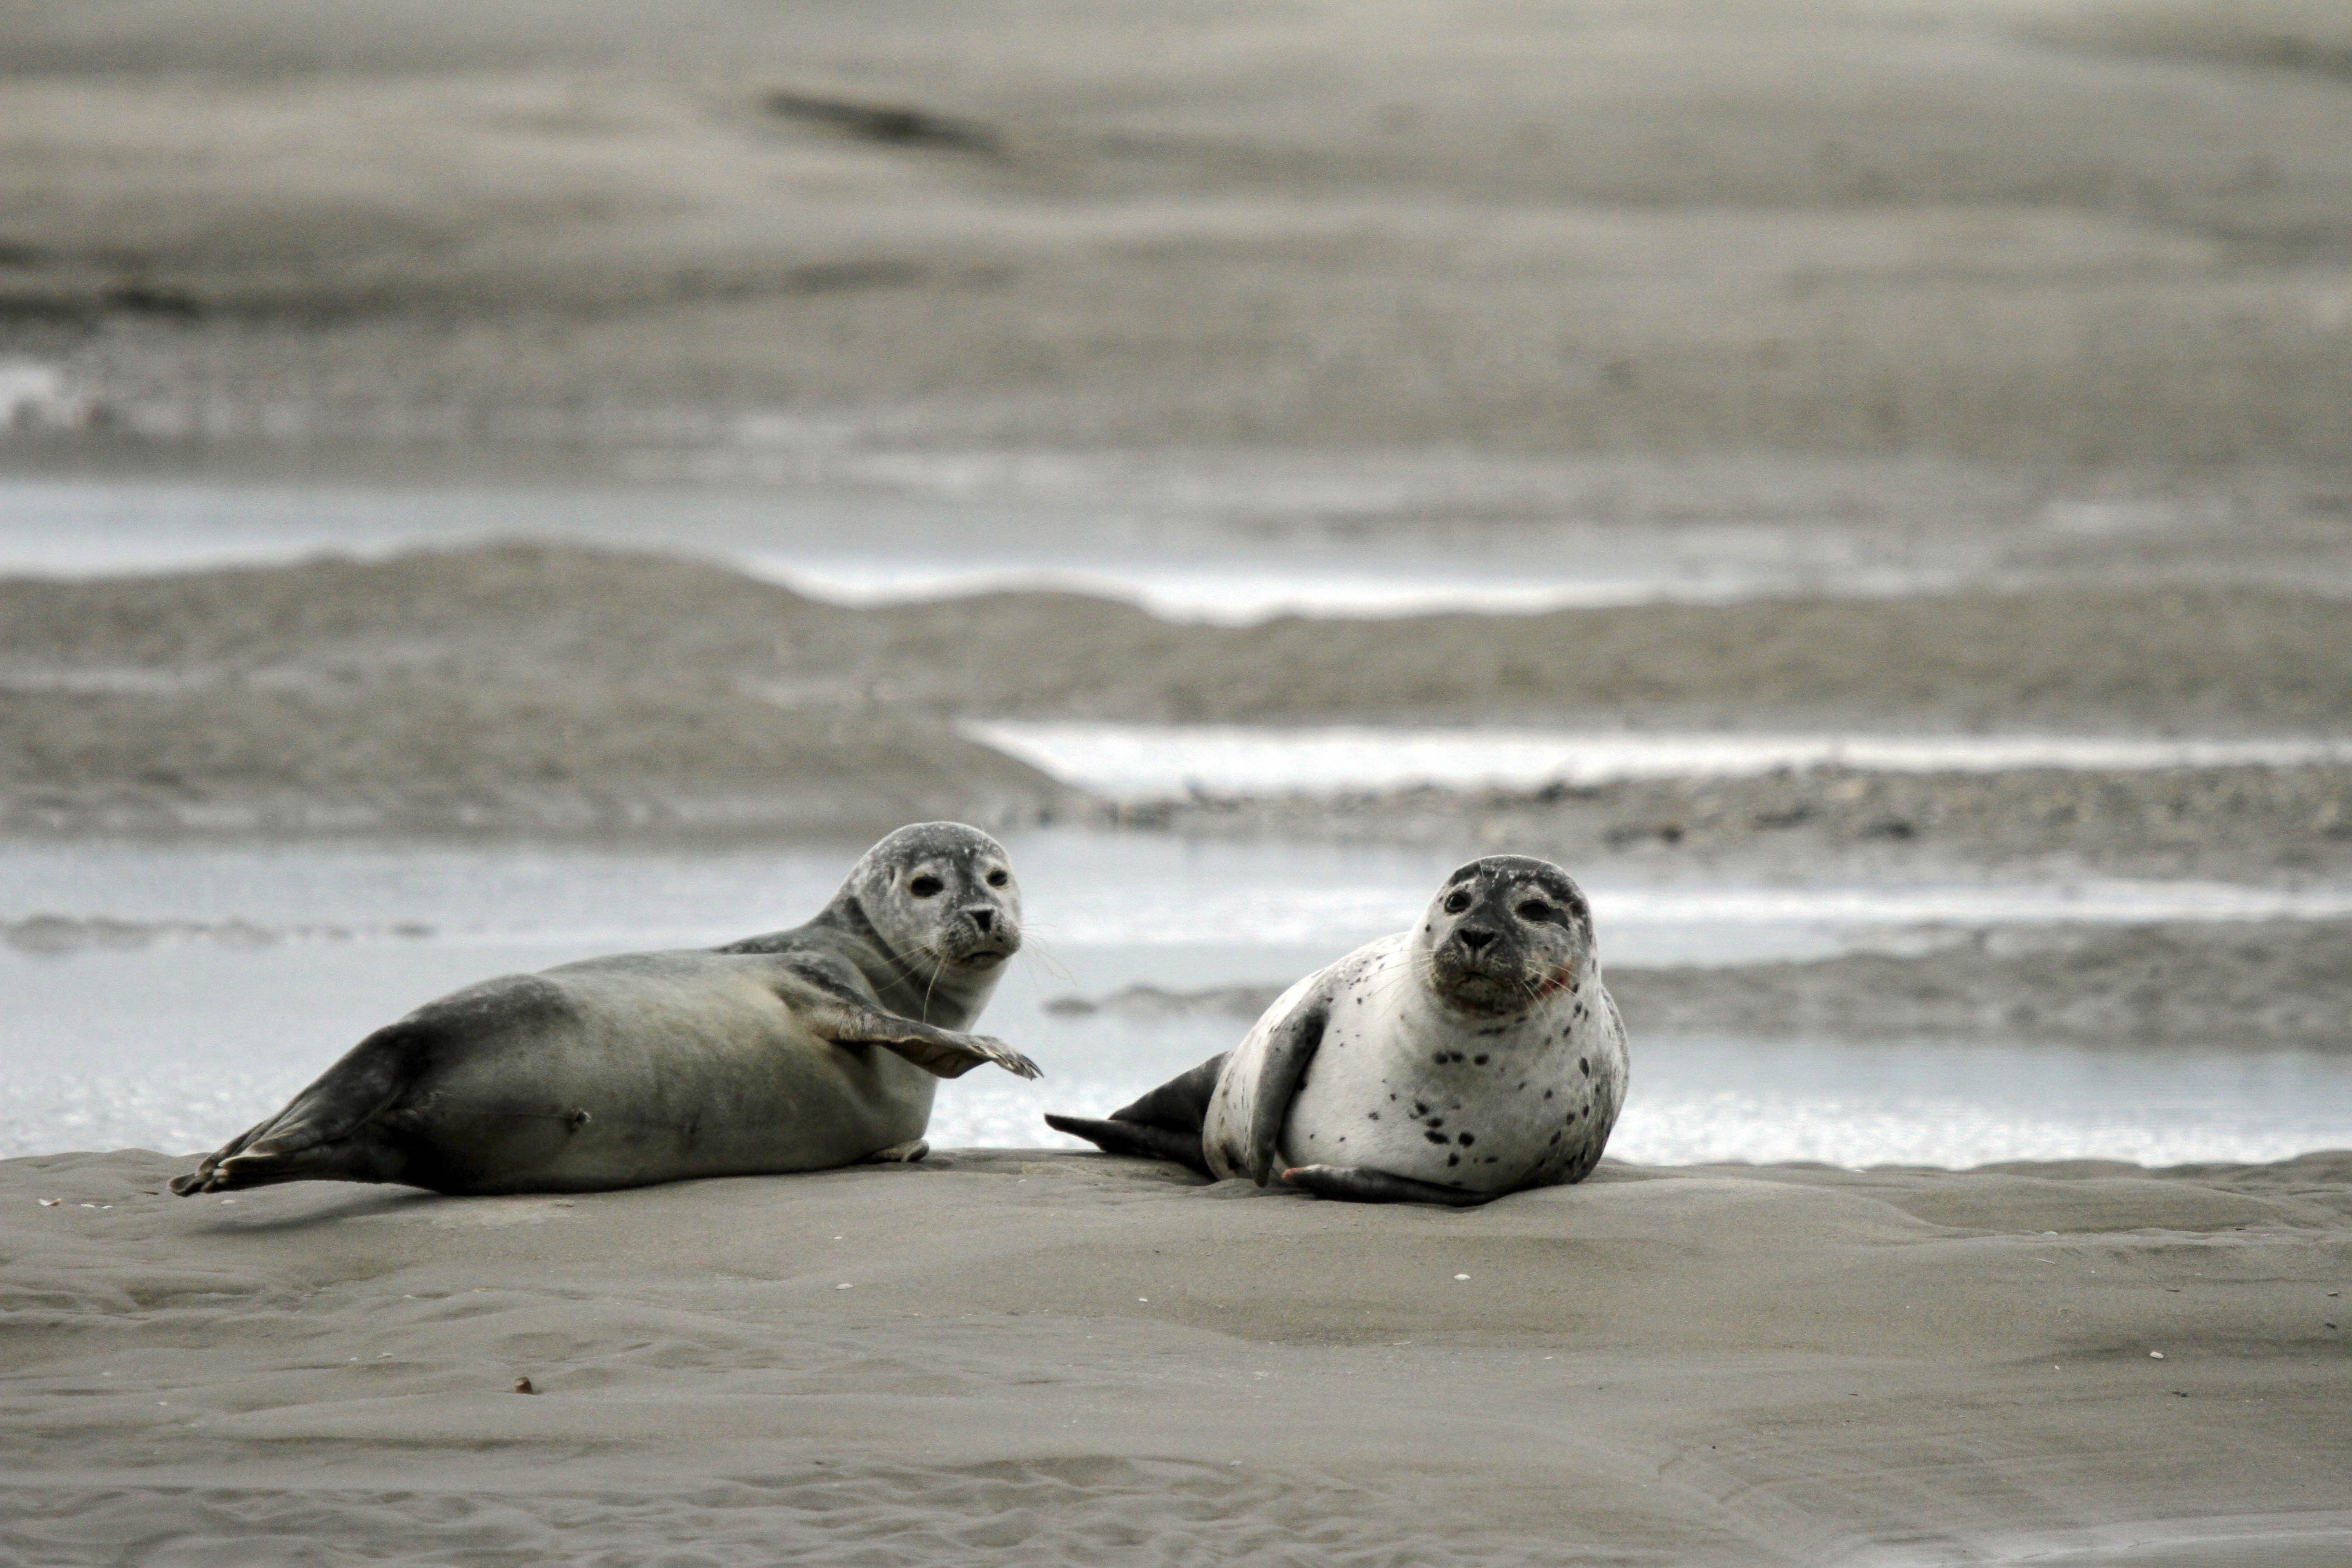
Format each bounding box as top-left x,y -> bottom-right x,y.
985,869 -> 1009,888
1516,901 -> 1555,922
909,876 -> 944,898
1442,892 -> 1471,915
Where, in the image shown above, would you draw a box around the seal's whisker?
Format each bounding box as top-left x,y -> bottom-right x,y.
1014,933 -> 1079,989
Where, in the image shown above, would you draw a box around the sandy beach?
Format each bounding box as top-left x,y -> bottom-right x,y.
4,1147 -> 2347,1566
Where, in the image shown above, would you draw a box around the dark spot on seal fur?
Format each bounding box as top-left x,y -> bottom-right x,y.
1425,1132 -> 1450,1145
1473,1054 -> 1489,1066
1457,1132 -> 1475,1146
1412,1101 -> 1428,1116
1580,1058 -> 1590,1075
1425,1117 -> 1445,1128
1544,1090 -> 1554,1099
1447,1154 -> 1460,1166
565,1110 -> 591,1131
1368,1112 -> 1380,1121
1548,1132 -> 1562,1144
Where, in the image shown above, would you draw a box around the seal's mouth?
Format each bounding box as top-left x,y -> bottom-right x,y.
933,937 -> 1019,971
1431,963 -> 1531,1016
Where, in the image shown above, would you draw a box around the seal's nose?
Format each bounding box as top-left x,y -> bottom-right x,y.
970,908 -> 995,933
1458,927 -> 1497,952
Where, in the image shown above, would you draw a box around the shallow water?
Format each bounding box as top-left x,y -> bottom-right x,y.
4,832 -> 2346,1169
972,722 -> 2352,798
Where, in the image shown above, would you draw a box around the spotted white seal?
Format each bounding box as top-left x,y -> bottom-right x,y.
1047,855 -> 1626,1206
173,823 -> 1037,1197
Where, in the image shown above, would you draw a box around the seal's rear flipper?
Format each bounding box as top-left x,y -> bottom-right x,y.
171,1132 -> 410,1194
1044,1113 -> 1213,1178
171,1025 -> 420,1195
1279,1163 -> 1494,1207
1107,1052 -> 1227,1132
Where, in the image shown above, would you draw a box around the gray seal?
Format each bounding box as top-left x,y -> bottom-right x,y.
1046,855 -> 1627,1206
172,822 -> 1038,1197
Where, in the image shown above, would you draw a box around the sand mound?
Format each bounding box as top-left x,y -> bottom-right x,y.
3,1147 -> 2347,1566
0,681 -> 1076,837
11,549 -> 2352,730
1616,918 -> 2352,1046
1154,759 -> 2352,882
11,546 -> 2346,837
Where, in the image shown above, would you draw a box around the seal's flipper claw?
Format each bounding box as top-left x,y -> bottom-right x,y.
970,1035 -> 1042,1079
1044,1113 -> 1214,1178
1279,1163 -> 1494,1207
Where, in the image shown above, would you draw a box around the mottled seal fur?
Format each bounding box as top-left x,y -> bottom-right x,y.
1047,855 -> 1627,1206
172,823 -> 1038,1197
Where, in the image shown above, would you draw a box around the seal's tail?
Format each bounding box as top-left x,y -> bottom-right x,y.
1044,1114 -> 1213,1177
1043,1050 -> 1228,1178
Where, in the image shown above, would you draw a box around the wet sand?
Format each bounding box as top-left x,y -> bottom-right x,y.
3,1147 -> 2347,1567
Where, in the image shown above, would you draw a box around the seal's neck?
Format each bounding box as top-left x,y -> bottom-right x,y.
830,890 -> 1000,1029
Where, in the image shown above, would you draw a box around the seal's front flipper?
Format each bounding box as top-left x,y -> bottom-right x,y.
1279,1163 -> 1494,1207
1247,996 -> 1331,1186
1044,1113 -> 1213,1177
171,1025 -> 420,1195
861,1138 -> 930,1164
834,1017 -> 1042,1080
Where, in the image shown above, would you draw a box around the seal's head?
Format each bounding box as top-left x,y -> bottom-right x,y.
1415,855 -> 1595,1017
848,821 -> 1024,974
